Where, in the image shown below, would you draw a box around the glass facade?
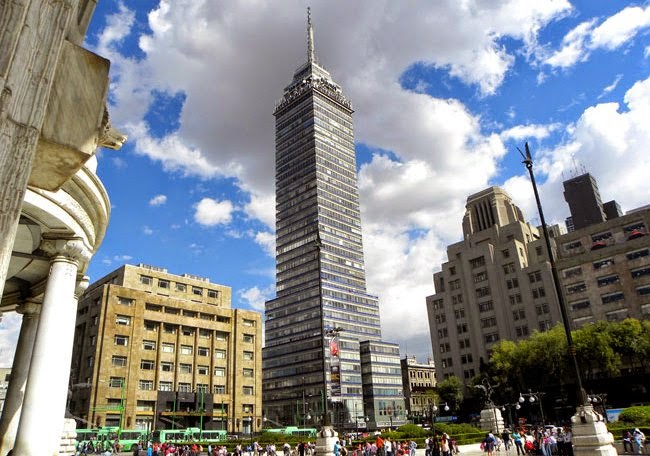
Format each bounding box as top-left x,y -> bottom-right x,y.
263,14 -> 400,429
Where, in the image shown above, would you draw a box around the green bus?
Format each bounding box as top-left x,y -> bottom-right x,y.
266,427 -> 318,438
74,427 -> 148,452
152,427 -> 227,444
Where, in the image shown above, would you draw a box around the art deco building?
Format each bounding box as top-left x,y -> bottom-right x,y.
427,181 -> 650,386
263,11 -> 405,430
426,187 -> 562,384
69,264 -> 262,433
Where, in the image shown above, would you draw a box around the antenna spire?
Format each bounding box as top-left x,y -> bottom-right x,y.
307,7 -> 315,63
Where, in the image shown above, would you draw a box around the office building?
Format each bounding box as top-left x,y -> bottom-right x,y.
400,357 -> 436,423
563,173 -> 607,231
69,264 -> 262,433
263,11 -> 405,430
426,187 -> 562,384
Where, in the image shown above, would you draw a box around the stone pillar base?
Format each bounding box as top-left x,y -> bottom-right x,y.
479,407 -> 504,434
59,418 -> 77,455
571,405 -> 618,456
316,425 -> 339,456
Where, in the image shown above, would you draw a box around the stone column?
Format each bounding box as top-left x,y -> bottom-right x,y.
12,238 -> 89,456
0,300 -> 41,456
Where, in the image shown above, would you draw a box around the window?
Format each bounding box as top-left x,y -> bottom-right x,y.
192,286 -> 203,296
140,359 -> 155,370
243,386 -> 254,396
139,380 -> 154,391
161,343 -> 175,353
143,340 -> 156,351
208,290 -> 219,299
437,327 -> 448,338
454,308 -> 465,319
509,294 -> 522,305
535,246 -> 543,256
538,320 -> 553,331
197,384 -> 209,393
502,249 -> 510,258
431,299 -> 444,310
200,313 -> 214,321
181,327 -> 195,337
484,333 -> 500,344
179,363 -> 192,374
198,347 -> 209,357
461,354 -> 473,364
631,266 -> 650,279
109,377 -> 124,388
439,343 -> 451,353
214,367 -> 226,377
449,266 -> 457,275
458,338 -> 470,349
435,314 -> 446,324
535,303 -> 550,315
243,368 -> 254,378
515,326 -> 529,337
161,362 -> 174,372
243,334 -> 254,343
216,316 -> 231,324
469,256 -> 485,268
593,258 -> 615,269
111,355 -> 127,367
512,308 -> 526,320
140,275 -> 152,285
449,280 -> 461,290
164,307 -> 179,315
145,303 -> 162,312
571,300 -> 591,311
158,279 -> 169,289
563,240 -> 582,250
116,315 -> 131,326
528,271 -> 543,283
215,331 -> 228,341
197,365 -> 209,375
163,324 -> 177,334
457,323 -> 468,334
180,345 -> 193,355
452,294 -> 463,305
592,231 -> 612,242
243,351 -> 254,361
243,319 -> 256,327
563,267 -> 582,279
159,381 -> 173,391
473,271 -> 488,283
601,292 -> 624,304
213,385 -> 226,394
176,282 -> 186,292
637,285 -> 650,296
114,335 -> 129,346
199,329 -> 211,339
480,317 -> 497,329
117,297 -> 134,306
476,286 -> 491,298
178,383 -> 192,393
502,263 -> 515,274
566,282 -> 587,294
144,320 -> 157,331
215,349 -> 227,359
627,249 -> 650,260
183,310 -> 197,318
597,275 -> 620,287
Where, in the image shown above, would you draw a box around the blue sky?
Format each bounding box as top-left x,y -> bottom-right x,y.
3,0 -> 650,366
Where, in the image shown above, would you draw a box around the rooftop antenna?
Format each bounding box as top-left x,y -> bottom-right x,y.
307,7 -> 315,63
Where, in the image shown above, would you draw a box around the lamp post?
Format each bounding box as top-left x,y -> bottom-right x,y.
518,390 -> 545,427
587,393 -> 608,422
518,143 -> 588,406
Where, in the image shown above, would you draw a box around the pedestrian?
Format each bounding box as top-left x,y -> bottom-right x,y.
512,429 -> 524,456
623,430 -> 634,453
482,432 -> 496,456
633,428 -> 645,454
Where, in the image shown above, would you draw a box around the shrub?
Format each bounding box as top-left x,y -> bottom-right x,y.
618,406 -> 650,426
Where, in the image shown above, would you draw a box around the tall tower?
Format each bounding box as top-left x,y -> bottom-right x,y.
263,10 -> 404,430
563,173 -> 606,230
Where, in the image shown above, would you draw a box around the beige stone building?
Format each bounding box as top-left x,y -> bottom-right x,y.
556,207 -> 650,326
426,187 -> 563,384
400,356 -> 436,423
69,264 -> 262,434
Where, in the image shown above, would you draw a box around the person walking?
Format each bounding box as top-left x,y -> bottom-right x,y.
512,429 -> 524,456
633,428 -> 645,454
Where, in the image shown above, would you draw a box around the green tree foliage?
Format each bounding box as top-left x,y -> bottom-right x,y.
437,375 -> 464,409
488,318 -> 650,392
619,406 -> 650,426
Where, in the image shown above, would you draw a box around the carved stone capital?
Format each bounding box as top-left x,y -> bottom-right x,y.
16,300 -> 42,317
75,275 -> 90,298
40,236 -> 91,265
98,106 -> 127,150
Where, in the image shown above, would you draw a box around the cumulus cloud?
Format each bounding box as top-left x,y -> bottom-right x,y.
543,4 -> 650,69
238,285 -> 274,312
143,226 -> 154,235
194,198 -> 234,227
89,1 -> 650,360
149,194 -> 167,206
0,313 -> 21,367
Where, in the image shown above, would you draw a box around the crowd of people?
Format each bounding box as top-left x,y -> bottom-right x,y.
479,426 -> 574,456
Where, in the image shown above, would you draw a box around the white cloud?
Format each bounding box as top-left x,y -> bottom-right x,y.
254,231 -> 276,257
194,198 -> 234,227
598,74 -> 623,99
143,226 -> 153,235
238,285 -> 274,312
0,313 -> 21,367
543,5 -> 650,69
500,123 -> 561,142
149,194 -> 167,206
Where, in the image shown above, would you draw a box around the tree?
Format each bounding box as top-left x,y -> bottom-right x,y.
574,321 -> 620,380
437,375 -> 464,410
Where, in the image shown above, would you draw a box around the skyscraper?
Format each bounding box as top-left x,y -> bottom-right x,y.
263,10 -> 405,430
563,173 -> 606,230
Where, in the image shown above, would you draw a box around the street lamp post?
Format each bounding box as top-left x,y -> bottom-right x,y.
588,393 -> 608,422
518,391 -> 545,427
519,143 -> 588,406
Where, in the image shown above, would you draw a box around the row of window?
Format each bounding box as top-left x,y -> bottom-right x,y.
111,355 -> 255,377
115,377 -> 254,395
138,275 -> 221,299
115,336 -> 254,359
